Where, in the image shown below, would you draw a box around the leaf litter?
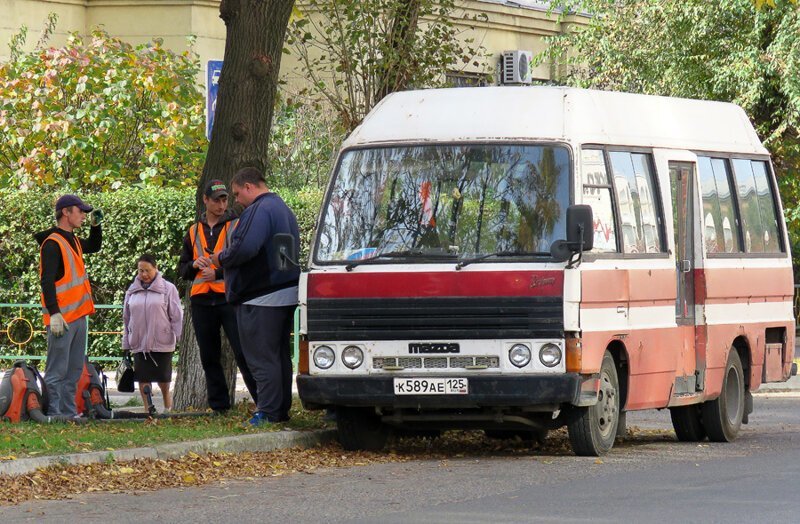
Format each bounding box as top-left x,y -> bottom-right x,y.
0,426 -> 675,506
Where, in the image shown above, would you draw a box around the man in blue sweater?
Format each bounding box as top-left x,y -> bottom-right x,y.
210,167 -> 300,425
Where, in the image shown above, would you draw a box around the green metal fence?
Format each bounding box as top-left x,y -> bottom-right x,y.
1,302 -> 300,367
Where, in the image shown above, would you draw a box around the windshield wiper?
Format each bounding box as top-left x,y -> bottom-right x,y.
455,251 -> 549,270
345,249 -> 456,271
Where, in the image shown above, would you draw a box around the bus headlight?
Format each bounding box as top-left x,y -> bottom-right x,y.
342,345 -> 364,369
313,345 -> 335,369
509,344 -> 532,368
539,343 -> 562,367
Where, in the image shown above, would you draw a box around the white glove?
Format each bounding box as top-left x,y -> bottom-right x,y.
50,313 -> 69,338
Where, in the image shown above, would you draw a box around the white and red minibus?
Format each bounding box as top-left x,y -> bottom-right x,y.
296,87 -> 797,456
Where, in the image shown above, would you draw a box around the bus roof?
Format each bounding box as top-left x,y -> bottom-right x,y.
344,86 -> 768,156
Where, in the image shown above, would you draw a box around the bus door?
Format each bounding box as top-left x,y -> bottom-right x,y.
669,161 -> 702,393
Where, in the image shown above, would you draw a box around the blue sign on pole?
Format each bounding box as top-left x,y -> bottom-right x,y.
206,60 -> 223,140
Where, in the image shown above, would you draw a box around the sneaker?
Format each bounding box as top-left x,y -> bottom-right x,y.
248,411 -> 271,427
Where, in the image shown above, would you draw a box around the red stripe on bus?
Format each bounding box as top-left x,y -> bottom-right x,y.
307,270 -> 564,298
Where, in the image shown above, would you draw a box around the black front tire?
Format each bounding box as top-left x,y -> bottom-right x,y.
702,350 -> 745,442
567,352 -> 620,456
336,407 -> 389,451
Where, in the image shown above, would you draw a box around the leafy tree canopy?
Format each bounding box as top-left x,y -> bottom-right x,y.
287,0 -> 490,131
0,15 -> 206,191
539,0 -> 800,239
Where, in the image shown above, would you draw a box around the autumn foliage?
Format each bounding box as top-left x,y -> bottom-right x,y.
0,23 -> 206,191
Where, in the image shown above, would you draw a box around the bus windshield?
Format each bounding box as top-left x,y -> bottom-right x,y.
314,143 -> 572,263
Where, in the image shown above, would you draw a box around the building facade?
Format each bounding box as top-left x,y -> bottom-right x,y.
1,0 -> 586,89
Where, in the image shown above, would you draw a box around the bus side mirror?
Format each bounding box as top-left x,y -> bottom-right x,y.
272,233 -> 300,271
550,205 -> 594,266
567,205 -> 594,251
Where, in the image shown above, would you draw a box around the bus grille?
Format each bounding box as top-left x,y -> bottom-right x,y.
373,356 -> 500,370
307,296 -> 563,341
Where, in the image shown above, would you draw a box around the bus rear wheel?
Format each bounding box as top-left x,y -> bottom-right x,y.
702,350 -> 745,442
669,404 -> 707,441
336,407 -> 389,451
567,352 -> 619,456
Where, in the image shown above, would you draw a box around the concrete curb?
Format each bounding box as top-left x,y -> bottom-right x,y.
0,429 -> 337,477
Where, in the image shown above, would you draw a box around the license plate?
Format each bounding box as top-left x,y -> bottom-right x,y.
393,377 -> 468,395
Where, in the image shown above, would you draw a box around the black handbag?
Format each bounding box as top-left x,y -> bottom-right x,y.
116,351 -> 135,393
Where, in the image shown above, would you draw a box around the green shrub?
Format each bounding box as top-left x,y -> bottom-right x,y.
0,187 -> 322,359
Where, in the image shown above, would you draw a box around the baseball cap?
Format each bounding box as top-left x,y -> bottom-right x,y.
204,179 -> 229,199
55,194 -> 93,213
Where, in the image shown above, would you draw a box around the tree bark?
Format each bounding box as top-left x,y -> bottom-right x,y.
375,0 -> 422,103
173,0 -> 296,410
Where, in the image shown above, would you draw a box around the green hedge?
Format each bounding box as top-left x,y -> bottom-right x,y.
0,186 -> 323,359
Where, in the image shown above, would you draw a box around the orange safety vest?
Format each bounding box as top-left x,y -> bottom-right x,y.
189,219 -> 237,297
39,233 -> 95,326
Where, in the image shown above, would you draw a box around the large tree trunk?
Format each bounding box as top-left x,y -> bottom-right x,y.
173,0 -> 296,410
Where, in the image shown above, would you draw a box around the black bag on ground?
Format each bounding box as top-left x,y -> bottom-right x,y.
116,351 -> 135,393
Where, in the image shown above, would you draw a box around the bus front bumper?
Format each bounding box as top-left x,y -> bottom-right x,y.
296,373 -> 584,410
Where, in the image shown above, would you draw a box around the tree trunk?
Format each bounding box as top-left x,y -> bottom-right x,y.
375,0 -> 422,103
173,0 -> 296,410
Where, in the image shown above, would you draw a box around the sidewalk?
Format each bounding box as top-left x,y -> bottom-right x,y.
4,358 -> 797,478
0,373 -> 332,478
0,429 -> 336,477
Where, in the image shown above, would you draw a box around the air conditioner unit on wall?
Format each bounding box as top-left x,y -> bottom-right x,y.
502,50 -> 533,85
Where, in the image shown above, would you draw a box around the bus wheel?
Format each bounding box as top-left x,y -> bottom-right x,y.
567,352 -> 619,456
702,350 -> 745,442
669,405 -> 707,441
336,407 -> 389,451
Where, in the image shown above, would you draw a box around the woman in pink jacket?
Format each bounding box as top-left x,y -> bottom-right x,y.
122,254 -> 183,412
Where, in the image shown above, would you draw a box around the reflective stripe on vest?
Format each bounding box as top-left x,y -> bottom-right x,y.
189,219 -> 237,297
39,233 -> 95,325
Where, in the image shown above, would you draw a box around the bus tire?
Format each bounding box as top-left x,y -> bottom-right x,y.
567,352 -> 619,456
336,407 -> 389,451
669,405 -> 707,441
702,350 -> 745,442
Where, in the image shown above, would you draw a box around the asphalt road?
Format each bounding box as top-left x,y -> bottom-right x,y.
3,393 -> 800,523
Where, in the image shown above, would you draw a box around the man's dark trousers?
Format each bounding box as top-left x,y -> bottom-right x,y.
236,304 -> 294,421
192,302 -> 257,411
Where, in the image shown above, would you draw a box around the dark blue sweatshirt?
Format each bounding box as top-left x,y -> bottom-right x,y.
218,192 -> 300,305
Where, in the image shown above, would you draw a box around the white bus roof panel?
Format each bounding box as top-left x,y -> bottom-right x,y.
344,87 -> 767,156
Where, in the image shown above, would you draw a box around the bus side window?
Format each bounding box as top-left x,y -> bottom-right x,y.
750,160 -> 781,253
731,158 -> 781,253
580,148 -> 617,252
609,151 -> 663,254
698,156 -> 743,254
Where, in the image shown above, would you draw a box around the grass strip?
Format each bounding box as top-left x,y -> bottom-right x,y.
0,399 -> 330,459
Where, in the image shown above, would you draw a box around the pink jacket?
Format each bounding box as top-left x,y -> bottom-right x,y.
122,272 -> 183,353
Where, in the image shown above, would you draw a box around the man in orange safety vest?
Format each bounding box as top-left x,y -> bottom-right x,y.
178,179 -> 257,412
34,194 -> 103,418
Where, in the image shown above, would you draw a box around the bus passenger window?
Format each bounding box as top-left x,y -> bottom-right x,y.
609,151 -> 663,254
732,158 -> 781,253
580,149 -> 617,253
698,156 -> 741,253
751,161 -> 781,253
